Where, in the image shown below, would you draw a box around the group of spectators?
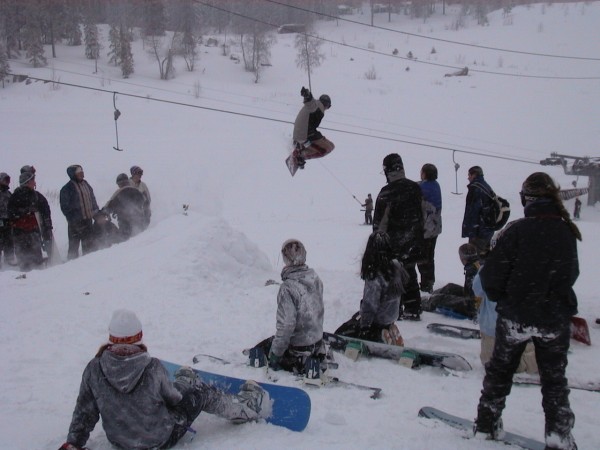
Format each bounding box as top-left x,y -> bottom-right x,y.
0,164 -> 151,272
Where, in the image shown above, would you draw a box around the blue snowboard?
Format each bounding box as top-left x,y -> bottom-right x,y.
160,359 -> 311,432
418,406 -> 545,450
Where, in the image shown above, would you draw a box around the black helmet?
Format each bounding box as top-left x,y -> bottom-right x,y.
319,94 -> 331,109
382,153 -> 404,174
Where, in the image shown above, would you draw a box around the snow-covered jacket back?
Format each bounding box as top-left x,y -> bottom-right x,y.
67,348 -> 182,449
271,265 -> 324,356
479,200 -> 579,328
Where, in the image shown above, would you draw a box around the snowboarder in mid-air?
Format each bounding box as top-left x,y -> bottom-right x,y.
291,86 -> 335,170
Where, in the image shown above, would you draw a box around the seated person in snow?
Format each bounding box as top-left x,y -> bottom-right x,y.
421,243 -> 481,319
334,232 -> 406,346
250,239 -> 325,374
58,309 -> 270,450
102,173 -> 149,240
292,87 -> 335,169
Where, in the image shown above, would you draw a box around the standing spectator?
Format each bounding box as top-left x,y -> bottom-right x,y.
573,197 -> 581,220
362,193 -> 373,225
474,172 -> 581,450
417,163 -> 442,293
59,165 -> 99,259
462,166 -> 496,258
373,153 -> 424,319
129,165 -> 151,227
20,165 -> 54,261
292,87 -> 334,169
250,239 -> 325,374
103,173 -> 149,239
7,171 -> 44,271
0,172 -> 16,267
58,309 -> 270,450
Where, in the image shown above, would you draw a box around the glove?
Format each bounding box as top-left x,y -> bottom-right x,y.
267,352 -> 282,371
58,443 -> 88,450
300,86 -> 312,101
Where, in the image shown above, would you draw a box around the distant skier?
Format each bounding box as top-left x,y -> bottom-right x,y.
573,197 -> 581,219
362,193 -> 373,225
292,86 -> 335,169
129,165 -> 151,227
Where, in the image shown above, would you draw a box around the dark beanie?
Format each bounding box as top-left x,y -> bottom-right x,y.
521,172 -> 558,200
383,153 -> 404,173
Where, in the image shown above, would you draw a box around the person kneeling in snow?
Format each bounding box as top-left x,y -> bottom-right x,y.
59,309 -> 270,450
250,239 -> 325,374
334,232 -> 406,346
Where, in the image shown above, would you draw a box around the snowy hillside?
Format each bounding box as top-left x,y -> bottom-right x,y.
1,2 -> 599,449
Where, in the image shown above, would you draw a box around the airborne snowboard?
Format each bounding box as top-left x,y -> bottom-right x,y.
418,406 -> 545,450
285,148 -> 300,176
427,323 -> 481,340
323,332 -> 472,372
160,359 -> 311,432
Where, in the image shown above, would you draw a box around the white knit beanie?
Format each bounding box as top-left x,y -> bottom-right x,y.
108,309 -> 143,345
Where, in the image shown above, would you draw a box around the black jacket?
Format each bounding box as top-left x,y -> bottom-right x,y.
480,200 -> 579,328
373,173 -> 424,262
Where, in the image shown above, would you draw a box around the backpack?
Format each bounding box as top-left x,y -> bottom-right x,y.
473,182 -> 511,231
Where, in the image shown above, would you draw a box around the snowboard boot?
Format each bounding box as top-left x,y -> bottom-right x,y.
248,347 -> 268,368
473,409 -> 504,440
174,366 -> 201,389
231,380 -> 272,424
382,324 -> 404,346
293,146 -> 306,169
303,356 -> 323,386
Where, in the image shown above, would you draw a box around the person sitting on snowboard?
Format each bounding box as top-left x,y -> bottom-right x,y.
421,243 -> 481,319
58,309 -> 271,450
251,239 -> 325,373
334,232 -> 406,346
292,86 -> 335,169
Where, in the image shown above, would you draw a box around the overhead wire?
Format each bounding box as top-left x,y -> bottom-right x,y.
17,60 -> 552,159
22,75 -> 540,165
194,1 -> 600,80
262,0 -> 600,62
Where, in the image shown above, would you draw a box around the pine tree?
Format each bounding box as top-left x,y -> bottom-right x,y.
63,1 -> 83,46
142,0 -> 166,37
119,27 -> 134,78
107,24 -> 120,66
23,18 -> 47,68
0,42 -> 11,86
84,19 -> 100,60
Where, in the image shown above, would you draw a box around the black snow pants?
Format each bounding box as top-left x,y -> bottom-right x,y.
477,316 -> 575,446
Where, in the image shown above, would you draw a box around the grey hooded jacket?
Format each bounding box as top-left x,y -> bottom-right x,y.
67,349 -> 182,449
271,264 -> 324,357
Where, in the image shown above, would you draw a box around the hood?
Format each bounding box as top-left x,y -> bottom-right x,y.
99,346 -> 152,393
281,264 -> 317,288
66,165 -> 82,181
